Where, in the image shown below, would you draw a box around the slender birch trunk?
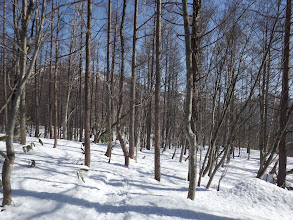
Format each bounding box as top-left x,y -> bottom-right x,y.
129,0 -> 138,159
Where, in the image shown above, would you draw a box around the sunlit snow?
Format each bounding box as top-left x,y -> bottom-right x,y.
0,135 -> 292,220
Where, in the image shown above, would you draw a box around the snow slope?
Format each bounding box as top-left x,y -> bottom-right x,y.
0,136 -> 293,220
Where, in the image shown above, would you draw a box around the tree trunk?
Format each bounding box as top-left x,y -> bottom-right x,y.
53,3 -> 60,148
84,0 -> 92,167
48,0 -> 54,139
2,0 -> 7,132
2,94 -> 18,206
18,0 -> 29,146
258,14 -> 271,174
78,3 -> 84,143
105,0 -> 112,158
277,0 -> 291,188
115,0 -> 129,167
62,20 -> 77,139
2,0 -> 46,206
129,0 -> 138,159
182,0 -> 200,200
146,26 -> 155,151
34,58 -> 40,137
19,89 -> 26,145
154,0 -> 162,182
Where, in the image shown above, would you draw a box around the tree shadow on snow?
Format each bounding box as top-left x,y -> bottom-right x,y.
13,189 -> 236,220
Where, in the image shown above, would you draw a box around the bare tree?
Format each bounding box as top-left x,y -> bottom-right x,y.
105,0 -> 112,158
182,0 -> 200,200
62,8 -> 78,140
277,0 -> 291,187
84,0 -> 92,167
2,0 -> 47,206
146,25 -> 155,151
116,0 -> 129,167
2,0 -> 7,133
48,0 -> 54,139
78,1 -> 84,143
129,0 -> 138,159
53,0 -> 60,148
154,0 -> 162,182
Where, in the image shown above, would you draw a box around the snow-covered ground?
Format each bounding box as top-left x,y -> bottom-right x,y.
0,136 -> 293,220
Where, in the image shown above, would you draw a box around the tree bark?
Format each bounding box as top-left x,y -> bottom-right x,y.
34,54 -> 40,137
84,0 -> 92,167
277,0 -> 291,187
105,0 -> 112,158
2,0 -> 46,206
53,2 -> 60,148
129,0 -> 138,159
146,27 -> 155,151
19,89 -> 26,145
2,0 -> 7,132
78,3 -> 84,143
116,0 -> 129,167
19,0 -> 29,146
182,0 -> 200,200
154,0 -> 162,182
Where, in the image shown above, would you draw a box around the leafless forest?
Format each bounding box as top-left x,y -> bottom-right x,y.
0,0 -> 292,206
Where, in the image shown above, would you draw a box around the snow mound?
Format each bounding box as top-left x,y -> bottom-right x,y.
229,178 -> 292,203
221,178 -> 293,220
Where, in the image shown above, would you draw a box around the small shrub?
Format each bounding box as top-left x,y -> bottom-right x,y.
23,143 -> 35,154
37,133 -> 43,146
29,160 -> 36,168
77,168 -> 89,183
99,133 -> 111,144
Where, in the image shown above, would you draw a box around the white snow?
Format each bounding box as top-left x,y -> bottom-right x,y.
0,136 -> 293,220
